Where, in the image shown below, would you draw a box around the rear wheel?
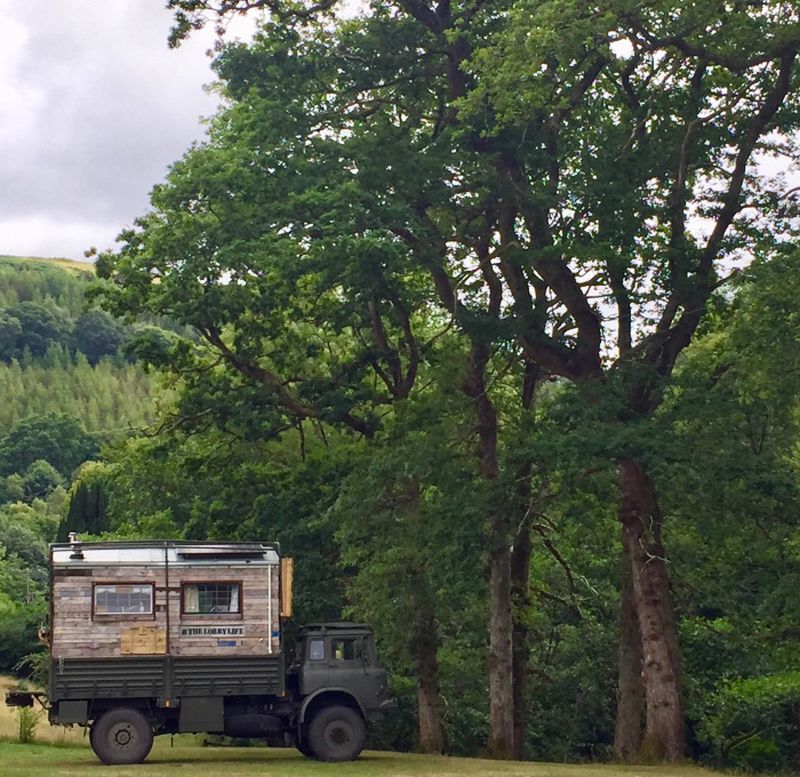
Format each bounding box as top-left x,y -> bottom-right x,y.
307,705 -> 366,762
90,707 -> 154,765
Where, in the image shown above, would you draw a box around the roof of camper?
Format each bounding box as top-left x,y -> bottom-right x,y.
50,540 -> 280,567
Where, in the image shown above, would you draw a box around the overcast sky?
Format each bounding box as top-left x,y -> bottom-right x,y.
1,1 -> 256,261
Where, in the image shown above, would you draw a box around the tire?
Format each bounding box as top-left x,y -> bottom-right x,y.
307,705 -> 366,762
90,707 -> 154,765
295,734 -> 317,758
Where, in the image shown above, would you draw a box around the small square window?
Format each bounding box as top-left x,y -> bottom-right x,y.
182,583 -> 241,614
94,584 -> 153,615
331,639 -> 362,662
308,638 -> 325,661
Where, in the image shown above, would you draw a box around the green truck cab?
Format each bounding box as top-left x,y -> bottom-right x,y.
5,540 -> 394,764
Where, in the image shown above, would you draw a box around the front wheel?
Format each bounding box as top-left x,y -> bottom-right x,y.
307,705 -> 366,762
90,707 -> 154,765
295,733 -> 317,758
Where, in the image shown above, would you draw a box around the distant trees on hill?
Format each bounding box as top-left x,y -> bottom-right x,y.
0,356 -> 157,432
0,259 -> 164,679
0,301 -> 132,364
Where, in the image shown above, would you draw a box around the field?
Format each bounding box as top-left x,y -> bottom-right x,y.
0,254 -> 94,274
0,680 -> 728,777
0,685 -> 727,777
0,741 -> 733,777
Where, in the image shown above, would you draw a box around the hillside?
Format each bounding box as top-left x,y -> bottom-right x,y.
0,255 -> 94,275
0,255 -> 164,683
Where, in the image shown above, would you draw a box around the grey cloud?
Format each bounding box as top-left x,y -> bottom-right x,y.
1,0 -> 236,258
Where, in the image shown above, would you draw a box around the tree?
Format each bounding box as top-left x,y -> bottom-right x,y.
21,460 -> 64,503
0,311 -> 21,362
331,388 -> 489,753
71,309 -> 128,365
4,301 -> 69,359
57,461 -> 112,541
0,413 -> 98,478
98,0 -> 800,760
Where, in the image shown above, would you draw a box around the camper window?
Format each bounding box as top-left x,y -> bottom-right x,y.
182,582 -> 241,614
93,584 -> 154,616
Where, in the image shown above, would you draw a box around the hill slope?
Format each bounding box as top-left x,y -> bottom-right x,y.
0,255 -> 94,275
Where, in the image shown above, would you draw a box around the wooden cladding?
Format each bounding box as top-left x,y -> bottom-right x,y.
52,562 -> 280,659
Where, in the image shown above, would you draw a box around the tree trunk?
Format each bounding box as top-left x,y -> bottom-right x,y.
413,604 -> 444,754
511,522 -> 533,760
613,537 -> 644,761
486,543 -> 515,759
619,458 -> 684,762
403,477 -> 445,754
462,339 -> 515,759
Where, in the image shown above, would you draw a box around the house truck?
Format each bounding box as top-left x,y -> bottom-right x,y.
5,539 -> 395,764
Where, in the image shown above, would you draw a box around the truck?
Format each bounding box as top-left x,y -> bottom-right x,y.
5,538 -> 394,765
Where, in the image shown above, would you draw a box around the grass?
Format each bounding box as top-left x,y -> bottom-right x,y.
0,678 -> 84,746
0,254 -> 94,274
0,741 -> 733,777
0,679 -> 728,777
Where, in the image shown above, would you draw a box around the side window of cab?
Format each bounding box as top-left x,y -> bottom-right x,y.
331,638 -> 362,662
308,638 -> 325,661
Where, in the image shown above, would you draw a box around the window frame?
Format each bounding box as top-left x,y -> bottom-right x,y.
92,582 -> 155,620
180,581 -> 243,617
307,637 -> 325,661
330,637 -> 364,663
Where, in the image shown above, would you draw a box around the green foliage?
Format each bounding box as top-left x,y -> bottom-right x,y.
2,5 -> 799,771
71,310 -> 128,365
0,256 -> 91,314
0,413 -> 98,478
16,705 -> 41,744
700,671 -> 800,772
21,460 -> 64,503
0,358 -> 157,435
1,301 -> 70,360
57,461 -> 113,541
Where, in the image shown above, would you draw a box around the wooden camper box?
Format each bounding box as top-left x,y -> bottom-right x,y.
50,541 -> 284,660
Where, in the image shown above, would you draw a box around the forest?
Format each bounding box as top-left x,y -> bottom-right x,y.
3,0 -> 800,772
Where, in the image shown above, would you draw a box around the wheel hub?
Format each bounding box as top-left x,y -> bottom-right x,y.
326,723 -> 351,747
111,724 -> 133,747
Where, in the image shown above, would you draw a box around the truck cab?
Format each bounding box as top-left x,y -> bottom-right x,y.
288,622 -> 394,760
292,623 -> 393,719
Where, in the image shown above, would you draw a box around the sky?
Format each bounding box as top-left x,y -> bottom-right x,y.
1,1 -> 257,261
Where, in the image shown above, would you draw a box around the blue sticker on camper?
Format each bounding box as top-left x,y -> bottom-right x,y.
217,640 -> 238,647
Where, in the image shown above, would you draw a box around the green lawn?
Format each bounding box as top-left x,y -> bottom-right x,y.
0,740 -> 729,777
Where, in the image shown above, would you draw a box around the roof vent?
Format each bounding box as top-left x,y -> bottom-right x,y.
68,532 -> 84,560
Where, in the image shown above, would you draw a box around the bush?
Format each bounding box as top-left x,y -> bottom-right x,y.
700,671 -> 800,772
17,706 -> 42,744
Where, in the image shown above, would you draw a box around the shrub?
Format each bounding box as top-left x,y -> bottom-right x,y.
700,670 -> 800,772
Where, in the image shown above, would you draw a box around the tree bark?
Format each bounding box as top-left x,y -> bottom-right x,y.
412,603 -> 444,754
619,458 -> 684,762
486,544 -> 515,759
613,536 -> 644,761
403,477 -> 445,754
462,339 -> 515,759
511,522 -> 533,760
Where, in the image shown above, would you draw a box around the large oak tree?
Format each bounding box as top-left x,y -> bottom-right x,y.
98,0 -> 800,760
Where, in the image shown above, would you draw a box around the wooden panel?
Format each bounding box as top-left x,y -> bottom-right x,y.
280,557 -> 294,618
52,566 -> 167,659
51,563 -> 281,659
120,626 -> 167,655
